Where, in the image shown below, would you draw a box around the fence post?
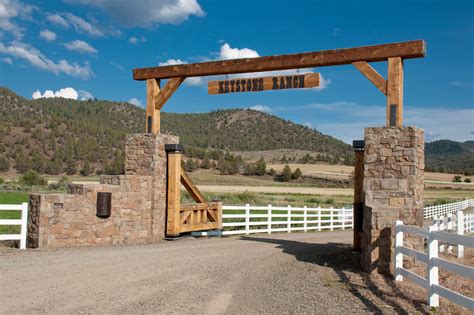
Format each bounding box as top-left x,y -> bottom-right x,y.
20,202 -> 28,250
267,204 -> 272,235
457,211 -> 464,258
287,205 -> 292,233
330,207 -> 334,231
439,216 -> 445,252
447,213 -> 453,254
428,224 -> 439,308
303,206 -> 307,232
317,206 -> 321,231
245,203 -> 250,235
395,220 -> 404,281
341,207 -> 346,230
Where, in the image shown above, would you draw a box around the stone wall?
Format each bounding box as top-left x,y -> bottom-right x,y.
27,133 -> 178,248
361,127 -> 424,275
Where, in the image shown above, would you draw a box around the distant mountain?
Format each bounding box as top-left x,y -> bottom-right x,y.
0,87 -> 351,175
425,140 -> 474,174
0,87 -> 472,175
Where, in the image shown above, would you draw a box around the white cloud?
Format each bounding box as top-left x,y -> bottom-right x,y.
247,105 -> 272,114
0,41 -> 94,79
218,43 -> 259,60
127,98 -> 142,106
449,81 -> 474,89
0,0 -> 33,39
64,13 -> 104,37
64,0 -> 204,27
110,61 -> 124,71
46,14 -> 69,28
78,90 -> 93,100
64,40 -> 98,54
47,12 -> 119,37
303,122 -> 313,128
2,56 -> 12,64
32,87 -> 93,100
315,75 -> 331,91
39,29 -> 57,42
128,36 -> 146,45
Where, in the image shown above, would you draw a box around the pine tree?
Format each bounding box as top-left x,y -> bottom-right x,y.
281,165 -> 292,182
256,157 -> 266,176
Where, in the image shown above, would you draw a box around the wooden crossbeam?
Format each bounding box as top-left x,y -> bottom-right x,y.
352,61 -> 387,95
155,77 -> 185,110
181,167 -> 206,203
134,40 -> 425,80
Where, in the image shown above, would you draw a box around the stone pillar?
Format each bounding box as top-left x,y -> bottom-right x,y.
361,127 -> 424,275
125,133 -> 179,241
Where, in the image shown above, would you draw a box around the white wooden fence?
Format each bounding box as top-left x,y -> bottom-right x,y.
0,203 -> 28,249
395,220 -> 474,310
220,204 -> 353,235
432,211 -> 474,258
424,199 -> 474,219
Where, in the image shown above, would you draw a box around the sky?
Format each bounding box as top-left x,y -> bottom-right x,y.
0,0 -> 473,143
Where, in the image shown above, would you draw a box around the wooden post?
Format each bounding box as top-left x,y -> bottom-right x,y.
166,146 -> 182,237
146,79 -> 160,134
387,57 -> 404,127
353,140 -> 365,252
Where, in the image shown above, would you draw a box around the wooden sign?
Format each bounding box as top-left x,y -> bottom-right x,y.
208,73 -> 320,94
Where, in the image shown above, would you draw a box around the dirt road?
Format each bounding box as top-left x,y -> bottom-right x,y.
1,231 -> 425,314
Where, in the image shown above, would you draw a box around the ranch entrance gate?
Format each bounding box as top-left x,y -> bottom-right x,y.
133,40 -> 426,275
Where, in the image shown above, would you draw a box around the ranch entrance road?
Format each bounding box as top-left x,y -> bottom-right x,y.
1,231 -> 422,314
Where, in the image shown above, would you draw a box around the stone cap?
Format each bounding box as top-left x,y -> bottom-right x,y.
165,144 -> 184,153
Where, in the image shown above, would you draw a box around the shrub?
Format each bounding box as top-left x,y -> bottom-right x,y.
325,198 -> 335,205
292,168 -> 302,179
464,178 -> 471,183
0,176 -> 4,184
0,156 -> 10,171
452,175 -> 462,182
19,170 -> 47,186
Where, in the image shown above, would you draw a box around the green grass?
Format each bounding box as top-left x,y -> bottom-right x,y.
181,190 -> 353,208
0,192 -> 29,234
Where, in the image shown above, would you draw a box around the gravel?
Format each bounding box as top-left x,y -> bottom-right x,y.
1,231 -> 423,314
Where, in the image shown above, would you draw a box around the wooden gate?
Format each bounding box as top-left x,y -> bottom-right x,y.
165,144 -> 222,237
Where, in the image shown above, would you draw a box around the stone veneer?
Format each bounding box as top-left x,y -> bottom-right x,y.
27,133 -> 178,248
361,127 -> 424,275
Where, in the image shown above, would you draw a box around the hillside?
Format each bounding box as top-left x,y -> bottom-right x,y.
0,87 -> 472,176
425,140 -> 474,174
0,88 -> 351,175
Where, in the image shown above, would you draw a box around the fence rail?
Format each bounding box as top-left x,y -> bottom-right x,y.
395,220 -> 474,310
424,199 -> 474,219
221,204 -> 353,235
0,203 -> 28,249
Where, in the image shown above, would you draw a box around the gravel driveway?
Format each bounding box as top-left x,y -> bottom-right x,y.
1,231 -> 424,314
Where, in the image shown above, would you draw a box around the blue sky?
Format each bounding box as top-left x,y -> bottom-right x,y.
0,0 -> 472,143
